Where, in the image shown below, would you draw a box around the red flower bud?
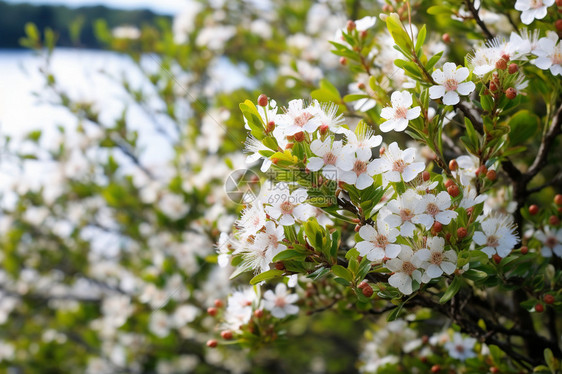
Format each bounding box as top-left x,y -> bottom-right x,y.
257,94 -> 268,107
207,307 -> 217,316
379,146 -> 386,156
294,131 -> 305,142
357,82 -> 366,90
431,221 -> 443,235
431,365 -> 441,373
319,124 -> 330,135
544,294 -> 555,304
442,33 -> 451,43
508,63 -> 518,74
444,179 -> 454,188
486,169 -> 497,181
490,367 -> 500,374
521,246 -> 528,254
549,215 -> 560,226
346,20 -> 356,32
447,184 -> 460,198
271,158 -> 279,164
254,309 -> 263,318
422,171 -> 430,181
214,299 -> 224,308
556,19 -> 562,32
492,254 -> 502,264
340,57 -> 347,66
266,120 -> 275,133
535,303 -> 544,313
495,58 -> 507,70
221,330 -> 233,340
554,194 -> 562,206
449,159 -> 458,171
476,165 -> 488,176
529,204 -> 539,215
275,261 -> 285,270
506,87 -> 517,100
206,339 -> 218,348
457,227 -> 468,239
361,283 -> 374,297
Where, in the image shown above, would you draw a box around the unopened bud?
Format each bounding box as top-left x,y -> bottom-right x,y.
379,146 -> 386,156
382,4 -> 393,12
357,82 -> 366,90
285,143 -> 294,149
506,87 -> 517,99
508,63 -> 518,74
358,281 -> 368,289
340,57 -> 347,66
274,261 -> 285,270
258,94 -> 268,107
556,19 -> 562,31
272,158 -> 279,164
535,303 -> 544,313
549,215 -> 560,225
214,299 -> 224,308
207,307 -> 217,316
555,194 -> 562,206
492,254 -> 502,264
206,339 -> 218,348
360,30 -> 368,38
362,284 -> 374,297
457,227 -> 467,239
449,159 -> 458,171
319,124 -> 330,135
529,204 -> 539,215
476,165 -> 488,176
544,294 -> 555,304
346,20 -> 356,32
486,169 -> 497,181
447,184 -> 460,197
254,309 -> 263,318
354,224 -> 361,232
422,171 -> 430,181
267,120 -> 275,133
221,330 -> 233,340
431,365 -> 441,373
444,179 -> 454,188
442,33 -> 451,43
521,246 -> 528,254
495,58 -> 507,70
294,131 -> 305,142
489,81 -> 498,92
431,221 -> 443,234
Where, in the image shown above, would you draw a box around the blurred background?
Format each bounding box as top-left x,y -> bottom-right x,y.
0,0 -> 384,373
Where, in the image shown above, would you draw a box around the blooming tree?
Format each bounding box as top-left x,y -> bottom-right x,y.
1,0 -> 562,373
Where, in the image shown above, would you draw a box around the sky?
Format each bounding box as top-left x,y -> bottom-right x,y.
4,0 -> 192,14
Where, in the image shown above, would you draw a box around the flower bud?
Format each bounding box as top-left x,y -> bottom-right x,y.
444,179 -> 454,188
360,30 -> 368,39
346,20 -> 356,32
549,215 -> 560,225
422,171 -> 430,181
258,94 -> 268,107
382,4 -> 393,12
556,19 -> 562,31
544,294 -> 555,304
508,63 -> 518,74
457,227 -> 467,239
340,57 -> 347,66
529,204 -> 539,215
486,169 -> 497,181
354,224 -> 361,232
447,184 -> 460,198
266,120 -> 275,133
490,367 -> 500,374
449,159 -> 458,171
221,330 -> 233,340
361,283 -> 374,298
476,165 -> 488,177
294,132 -> 305,142
357,82 -> 366,90
206,339 -> 218,348
489,81 -> 498,92
535,303 -> 544,313
557,0 -> 562,6
358,280 -> 368,289
431,221 -> 443,234
554,194 -> 562,206
466,207 -> 474,216
319,124 -> 330,135
495,58 -> 507,70
272,158 -> 279,164
254,309 -> 263,318
431,365 -> 441,373
520,245 -> 528,254
506,87 -> 517,100
214,299 -> 224,308
207,307 -> 217,316
442,33 -> 451,43
492,254 -> 502,264
379,146 -> 386,156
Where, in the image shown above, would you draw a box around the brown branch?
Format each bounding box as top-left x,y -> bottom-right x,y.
464,0 -> 494,40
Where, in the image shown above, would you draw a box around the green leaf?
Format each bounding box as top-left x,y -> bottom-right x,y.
508,110 -> 539,146
463,269 -> 488,282
415,25 -> 426,55
250,269 -> 284,285
427,5 -> 453,15
385,14 -> 412,54
331,265 -> 353,282
311,79 -> 341,103
272,250 -> 307,262
426,51 -> 443,71
440,276 -> 462,303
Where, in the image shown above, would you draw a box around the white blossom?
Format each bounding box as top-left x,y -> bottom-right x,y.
535,227 -> 562,257
515,0 -> 554,25
416,237 -> 457,283
445,333 -> 477,361
380,91 -> 421,132
384,189 -> 425,238
355,219 -> 402,262
370,142 -> 425,186
473,214 -> 518,258
263,283 -> 299,318
386,246 -> 423,295
429,62 -> 475,106
412,191 -> 458,229
533,31 -> 562,76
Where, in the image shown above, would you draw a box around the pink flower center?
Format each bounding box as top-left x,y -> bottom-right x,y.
294,112 -> 312,128
400,208 -> 414,222
392,159 -> 406,173
430,251 -> 443,265
280,201 -> 294,215
274,297 -> 286,307
545,236 -> 558,248
375,234 -> 388,248
324,152 -> 337,165
444,78 -> 459,91
401,261 -> 417,275
426,203 -> 440,217
552,51 -> 562,65
530,0 -> 544,8
486,235 -> 499,248
353,160 -> 368,176
395,106 -> 408,119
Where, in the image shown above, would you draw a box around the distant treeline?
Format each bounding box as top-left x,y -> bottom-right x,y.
0,1 -> 170,49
